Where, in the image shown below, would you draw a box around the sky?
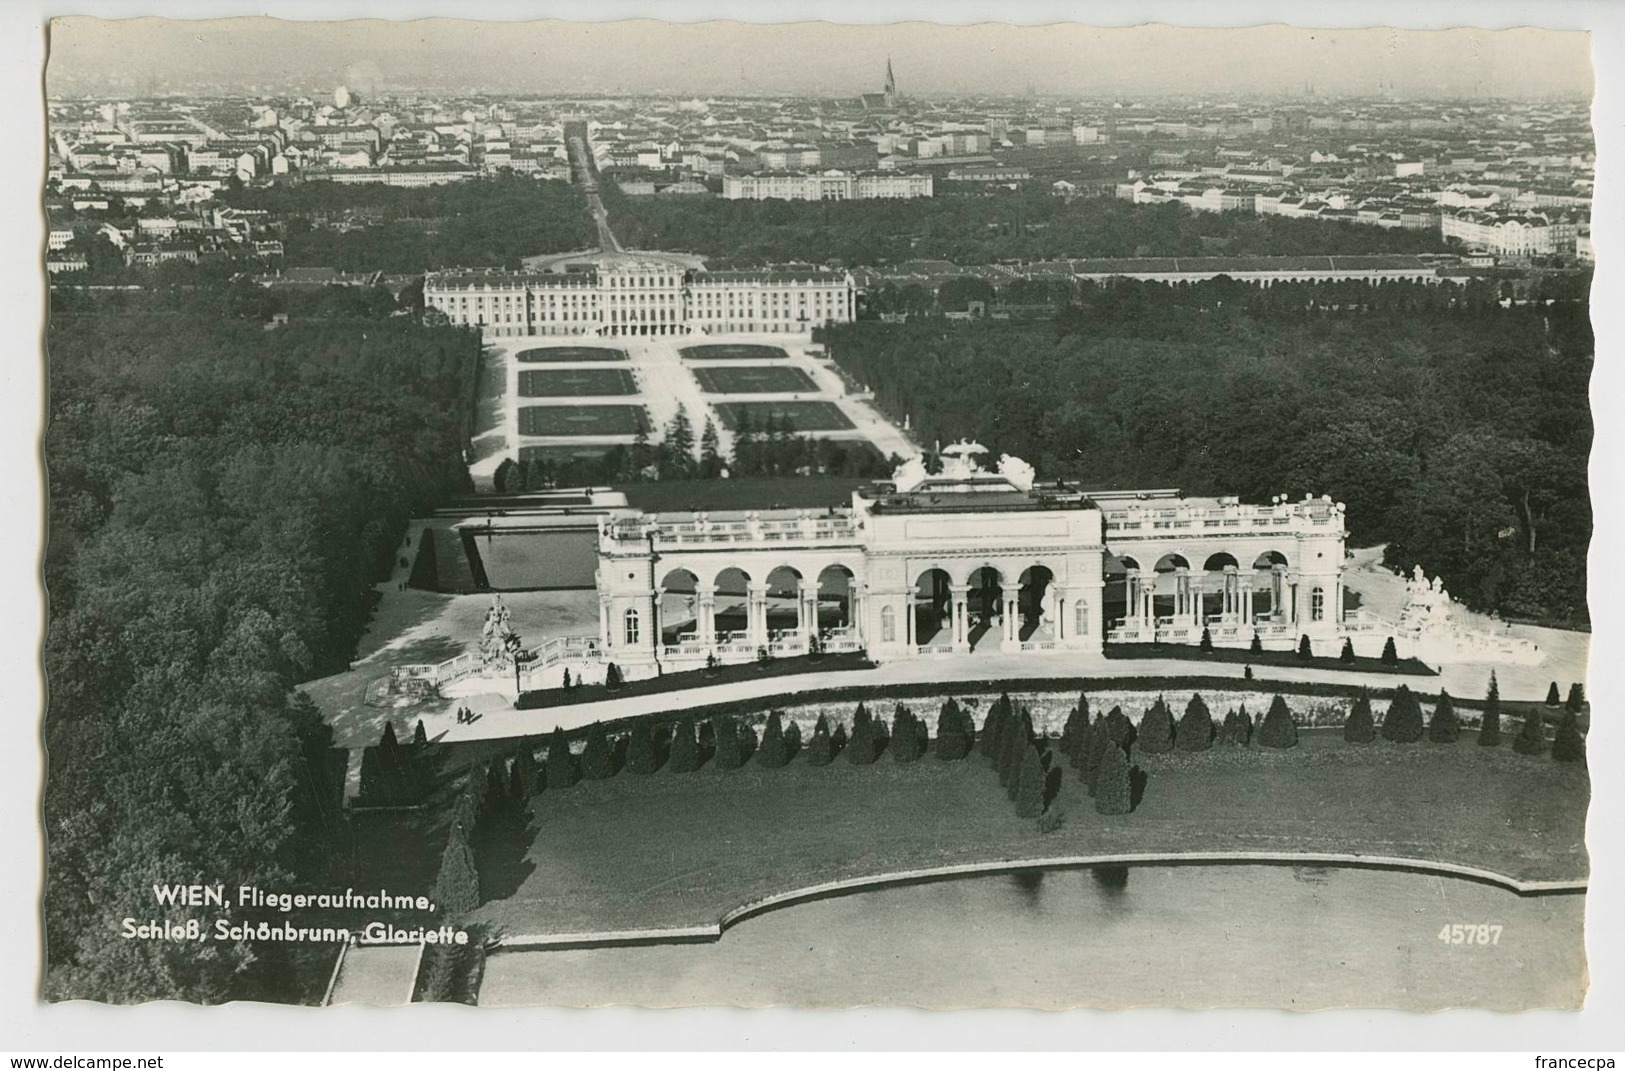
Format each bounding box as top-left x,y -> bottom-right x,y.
46,17 -> 1594,100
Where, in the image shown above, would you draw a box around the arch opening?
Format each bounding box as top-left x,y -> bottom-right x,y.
913,568 -> 953,647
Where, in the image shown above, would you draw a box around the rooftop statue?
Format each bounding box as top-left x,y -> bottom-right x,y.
997,453 -> 1036,491
891,455 -> 928,493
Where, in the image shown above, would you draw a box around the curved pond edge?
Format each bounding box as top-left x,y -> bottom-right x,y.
490,849 -> 1588,952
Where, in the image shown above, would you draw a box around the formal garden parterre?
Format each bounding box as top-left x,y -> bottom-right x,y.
517,368 -> 638,398
517,404 -> 650,437
679,343 -> 790,360
691,365 -> 821,395
712,401 -> 854,433
515,346 -> 628,363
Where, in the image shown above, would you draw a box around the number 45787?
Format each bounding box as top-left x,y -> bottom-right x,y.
1439,923 -> 1502,945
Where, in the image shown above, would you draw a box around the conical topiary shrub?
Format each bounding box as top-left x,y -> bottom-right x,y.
667,716 -> 698,773
1176,693 -> 1213,752
1014,744 -> 1046,818
1137,696 -> 1174,754
1094,741 -> 1133,816
1513,709 -> 1548,756
1257,694 -> 1298,749
1552,710 -> 1586,764
1478,673 -> 1502,747
1343,692 -> 1375,744
1427,690 -> 1460,743
1381,684 -> 1425,743
806,713 -> 834,767
1219,705 -> 1252,747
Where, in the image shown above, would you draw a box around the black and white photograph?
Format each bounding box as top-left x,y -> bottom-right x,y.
15,0 -> 1623,1052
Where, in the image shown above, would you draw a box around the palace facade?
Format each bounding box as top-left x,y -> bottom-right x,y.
424,255 -> 856,338
593,448 -> 1350,672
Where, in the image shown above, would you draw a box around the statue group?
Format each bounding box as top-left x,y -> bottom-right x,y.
479,596 -> 517,670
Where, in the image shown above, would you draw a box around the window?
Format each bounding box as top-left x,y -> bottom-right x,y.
623,607 -> 641,646
1075,599 -> 1088,636
880,605 -> 896,643
1310,587 -> 1325,622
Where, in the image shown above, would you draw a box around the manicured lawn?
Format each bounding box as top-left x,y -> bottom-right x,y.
518,405 -> 649,437
620,477 -> 872,511
462,528 -> 599,591
679,343 -> 789,360
518,444 -> 611,464
518,368 -> 637,398
468,730 -> 1589,936
714,401 -> 854,432
515,652 -> 875,710
516,346 -> 628,363
692,365 -> 819,394
1105,642 -> 1437,677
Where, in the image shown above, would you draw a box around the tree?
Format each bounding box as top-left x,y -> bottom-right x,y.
1546,682 -> 1562,706
1343,692 -> 1376,744
1566,682 -> 1585,713
1103,705 -> 1136,749
1297,634 -> 1314,661
1479,673 -> 1503,747
998,706 -> 1031,786
1339,638 -> 1356,664
699,417 -> 721,478
605,663 -> 624,690
1199,627 -> 1213,653
1428,691 -> 1461,743
713,717 -> 744,770
1083,719 -> 1113,794
807,713 -> 834,766
1138,696 -> 1174,754
1060,698 -> 1089,759
1220,705 -> 1252,746
1014,744 -> 1046,818
562,668 -> 572,691
412,720 -> 429,749
431,818 -> 481,920
1069,707 -> 1095,769
511,745 -> 537,799
667,716 -> 698,773
544,726 -> 578,789
1381,637 -> 1399,666
891,706 -> 922,763
980,693 -> 1012,758
1381,685 -> 1425,743
1176,693 -> 1213,752
1094,741 -> 1133,815
756,710 -> 789,768
936,698 -> 970,760
492,457 -> 516,492
1513,709 -> 1549,756
1258,694 -> 1298,749
580,721 -> 615,780
625,719 -> 657,774
847,703 -> 877,765
1552,710 -> 1585,763
1251,632 -> 1264,655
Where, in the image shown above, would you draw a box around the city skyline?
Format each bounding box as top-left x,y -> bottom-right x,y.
48,18 -> 1593,101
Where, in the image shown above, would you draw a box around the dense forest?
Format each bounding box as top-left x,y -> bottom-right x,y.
220,176 -> 596,271
43,293 -> 479,1002
822,276 -> 1593,625
602,186 -> 1454,268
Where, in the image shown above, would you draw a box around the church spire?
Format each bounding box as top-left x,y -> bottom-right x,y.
884,57 -> 897,100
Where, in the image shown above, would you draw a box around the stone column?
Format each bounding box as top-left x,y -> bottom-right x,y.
1056,596 -> 1067,642
747,584 -> 770,650
949,584 -> 971,650
1240,576 -> 1253,626
696,585 -> 716,647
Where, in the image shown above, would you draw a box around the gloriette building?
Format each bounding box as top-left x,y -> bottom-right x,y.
593,444 -> 1350,672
